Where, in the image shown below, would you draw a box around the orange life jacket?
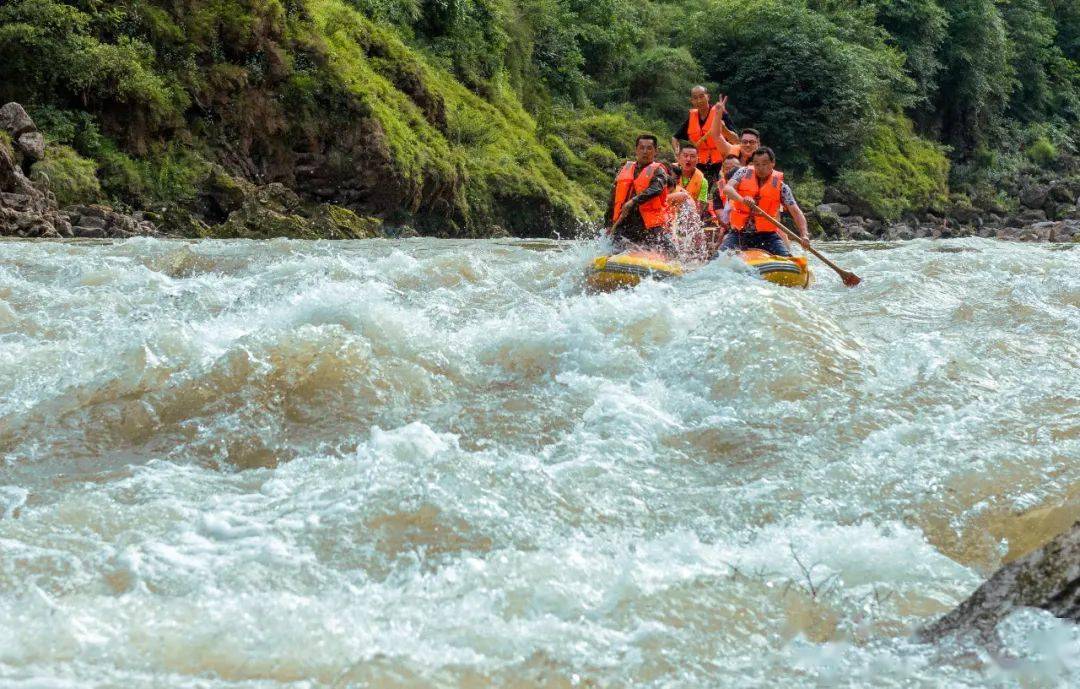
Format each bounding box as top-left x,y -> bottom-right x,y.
678,168 -> 705,202
729,170 -> 784,233
687,109 -> 722,164
612,161 -> 669,230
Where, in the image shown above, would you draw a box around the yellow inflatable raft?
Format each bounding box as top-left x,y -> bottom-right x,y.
585,248 -> 810,292
585,250 -> 684,292
737,249 -> 812,289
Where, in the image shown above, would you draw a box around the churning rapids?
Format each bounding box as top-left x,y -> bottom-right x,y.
1,236 -> 1078,688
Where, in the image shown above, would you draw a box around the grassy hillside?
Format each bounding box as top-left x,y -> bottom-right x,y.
1,0 -> 1078,234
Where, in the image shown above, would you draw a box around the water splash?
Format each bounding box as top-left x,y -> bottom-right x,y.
1,237 -> 1077,687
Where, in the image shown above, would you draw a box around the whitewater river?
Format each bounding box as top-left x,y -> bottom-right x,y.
1,237 -> 1078,687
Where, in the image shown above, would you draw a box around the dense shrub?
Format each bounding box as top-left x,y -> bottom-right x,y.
30,144 -> 102,207
0,0 -> 188,139
838,113 -> 949,220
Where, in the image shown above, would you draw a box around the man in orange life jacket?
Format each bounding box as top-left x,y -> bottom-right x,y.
708,112 -> 763,168
671,86 -> 737,184
666,145 -> 708,214
722,147 -> 810,257
607,134 -> 671,250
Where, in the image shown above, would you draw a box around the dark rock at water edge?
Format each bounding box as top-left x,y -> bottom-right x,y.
201,181 -> 383,240
0,101 -> 386,241
920,520 -> 1080,644
1,102 -> 156,240
63,204 -> 159,239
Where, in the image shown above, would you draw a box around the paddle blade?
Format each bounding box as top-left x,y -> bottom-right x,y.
840,271 -> 862,287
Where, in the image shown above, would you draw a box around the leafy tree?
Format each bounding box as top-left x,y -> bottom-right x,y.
689,0 -> 911,175
0,0 -> 187,130
1044,0 -> 1080,62
1002,0 -> 1080,123
613,46 -> 706,123
933,0 -> 1013,156
861,0 -> 948,108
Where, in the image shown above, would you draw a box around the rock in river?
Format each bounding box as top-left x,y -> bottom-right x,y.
920,520 -> 1080,643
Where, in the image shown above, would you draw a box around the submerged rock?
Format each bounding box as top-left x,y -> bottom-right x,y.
920,520 -> 1080,643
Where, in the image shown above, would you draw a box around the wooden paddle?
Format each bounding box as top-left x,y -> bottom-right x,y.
748,202 -> 862,287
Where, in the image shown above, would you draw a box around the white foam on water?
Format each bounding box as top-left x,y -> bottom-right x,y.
0,237 -> 1078,687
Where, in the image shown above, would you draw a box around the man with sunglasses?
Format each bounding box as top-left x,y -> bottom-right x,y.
717,125 -> 762,167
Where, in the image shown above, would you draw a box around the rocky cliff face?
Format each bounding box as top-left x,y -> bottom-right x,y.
1,103 -> 159,239
0,103 -> 76,239
0,102 -> 383,241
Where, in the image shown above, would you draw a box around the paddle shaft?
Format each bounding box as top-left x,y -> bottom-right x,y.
747,203 -> 862,287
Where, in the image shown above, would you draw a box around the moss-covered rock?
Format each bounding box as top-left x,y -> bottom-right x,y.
309,205 -> 382,239
29,144 -> 102,207
203,167 -> 255,219
153,205 -> 210,239
205,184 -> 382,240
212,183 -> 310,239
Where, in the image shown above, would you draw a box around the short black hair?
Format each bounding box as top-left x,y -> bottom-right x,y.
636,134 -> 659,147
740,128 -> 761,141
680,143 -> 698,152
751,146 -> 776,162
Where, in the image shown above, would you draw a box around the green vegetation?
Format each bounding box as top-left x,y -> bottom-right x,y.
838,114 -> 950,221
29,144 -> 102,206
1,0 -> 1078,232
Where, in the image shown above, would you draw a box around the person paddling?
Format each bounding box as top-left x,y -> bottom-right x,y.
607,134 -> 671,251
671,86 -> 736,184
722,147 -> 810,257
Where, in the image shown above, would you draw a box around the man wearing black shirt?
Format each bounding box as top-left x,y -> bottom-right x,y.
671,86 -> 737,185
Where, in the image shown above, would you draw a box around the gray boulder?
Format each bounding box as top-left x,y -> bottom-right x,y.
15,131 -> 45,163
0,102 -> 36,137
1020,184 -> 1049,210
885,223 -> 915,240
920,520 -> 1080,644
816,203 -> 851,217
